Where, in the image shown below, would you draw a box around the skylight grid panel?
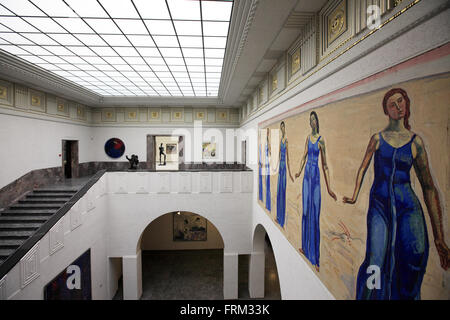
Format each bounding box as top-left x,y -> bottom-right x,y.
30,0 -> 78,17
202,21 -> 229,37
189,71 -> 205,78
75,34 -> 108,46
183,48 -> 203,58
184,57 -> 203,66
84,18 -> 122,34
178,36 -> 203,48
153,35 -> 178,48
0,0 -> 46,17
127,35 -> 155,47
64,0 -> 108,18
201,1 -> 233,21
203,36 -> 227,49
204,48 -> 225,58
123,56 -> 146,65
23,17 -> 68,33
144,57 -> 165,65
115,64 -> 134,71
0,44 -> 29,55
36,63 -> 61,71
83,56 -> 109,65
1,17 -> 40,33
42,45 -> 73,56
167,0 -> 200,21
187,65 -> 204,72
97,0 -> 139,19
22,32 -> 59,46
54,18 -> 94,34
173,21 -> 202,36
102,34 -> 131,47
49,33 -> 83,46
17,45 -> 52,56
19,54 -> 46,64
112,46 -> 140,57
137,47 -> 160,57
158,47 -> 182,57
102,56 -> 126,65
144,20 -> 175,36
66,46 -> 96,56
205,58 -> 223,66
64,56 -> 88,64
0,33 -> 34,45
206,66 -> 223,73
0,5 -> 14,16
41,55 -> 68,64
95,64 -> 116,71
168,65 -> 188,72
90,46 -> 118,56
114,19 -> 148,35
151,65 -> 170,72
133,65 -> 152,72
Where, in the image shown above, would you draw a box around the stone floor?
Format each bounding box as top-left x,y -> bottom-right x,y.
113,239 -> 281,300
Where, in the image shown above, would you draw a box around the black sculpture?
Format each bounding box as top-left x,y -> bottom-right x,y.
159,143 -> 166,165
126,154 -> 139,170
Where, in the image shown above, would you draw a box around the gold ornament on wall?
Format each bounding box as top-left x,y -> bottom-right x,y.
128,111 -> 136,119
196,111 -> 205,120
31,95 -> 41,106
0,86 -> 7,100
291,48 -> 301,75
328,0 -> 347,45
272,74 -> 278,92
151,111 -> 159,119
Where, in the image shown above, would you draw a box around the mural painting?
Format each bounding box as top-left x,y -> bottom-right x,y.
258,74 -> 450,299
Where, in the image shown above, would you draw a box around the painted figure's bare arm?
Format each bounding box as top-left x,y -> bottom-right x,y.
413,135 -> 449,270
343,134 -> 379,204
319,138 -> 337,201
295,137 -> 309,179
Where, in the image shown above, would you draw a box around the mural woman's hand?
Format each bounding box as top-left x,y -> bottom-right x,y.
434,238 -> 450,270
328,190 -> 337,201
342,196 -> 356,204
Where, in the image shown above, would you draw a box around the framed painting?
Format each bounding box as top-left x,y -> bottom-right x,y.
173,212 -> 207,241
202,142 -> 216,159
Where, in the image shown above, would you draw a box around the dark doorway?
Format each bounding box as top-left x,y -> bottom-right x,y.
241,140 -> 247,165
62,140 -> 79,179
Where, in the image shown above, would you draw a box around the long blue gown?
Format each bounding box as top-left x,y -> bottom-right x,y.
356,133 -> 429,300
302,136 -> 322,267
276,140 -> 287,227
258,144 -> 263,201
265,143 -> 271,211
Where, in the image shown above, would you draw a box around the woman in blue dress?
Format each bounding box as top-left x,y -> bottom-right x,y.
343,88 -> 449,299
265,128 -> 272,212
274,121 -> 294,228
295,111 -> 337,272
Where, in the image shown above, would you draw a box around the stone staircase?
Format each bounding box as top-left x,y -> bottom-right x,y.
0,188 -> 77,265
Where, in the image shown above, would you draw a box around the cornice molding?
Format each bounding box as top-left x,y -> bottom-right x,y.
0,50 -> 101,105
219,0 -> 260,101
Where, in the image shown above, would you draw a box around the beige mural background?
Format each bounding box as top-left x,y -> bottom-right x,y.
258,73 -> 450,300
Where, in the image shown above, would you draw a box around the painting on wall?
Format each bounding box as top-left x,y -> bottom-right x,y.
166,143 -> 177,154
44,249 -> 92,300
202,142 -> 216,159
173,212 -> 207,241
258,74 -> 450,300
104,137 -> 125,158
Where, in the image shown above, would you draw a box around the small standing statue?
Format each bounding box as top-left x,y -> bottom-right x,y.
126,154 -> 139,170
159,143 -> 166,165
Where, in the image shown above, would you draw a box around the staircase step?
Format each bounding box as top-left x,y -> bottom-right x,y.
19,199 -> 68,205
33,189 -> 77,193
0,223 -> 42,231
27,193 -> 74,198
0,239 -> 25,249
0,230 -> 34,238
0,248 -> 16,259
0,216 -> 50,223
9,204 -> 61,210
1,209 -> 57,216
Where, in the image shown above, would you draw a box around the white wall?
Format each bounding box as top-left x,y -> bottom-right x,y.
90,125 -> 238,164
0,112 -> 93,189
241,5 -> 450,300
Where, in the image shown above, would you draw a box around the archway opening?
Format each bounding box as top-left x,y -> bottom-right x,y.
137,211 -> 225,300
248,224 -> 281,299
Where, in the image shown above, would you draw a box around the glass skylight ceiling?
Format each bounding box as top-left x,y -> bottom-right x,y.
0,0 -> 233,97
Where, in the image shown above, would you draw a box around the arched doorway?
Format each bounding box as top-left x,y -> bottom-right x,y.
248,224 -> 281,299
137,211 -> 225,299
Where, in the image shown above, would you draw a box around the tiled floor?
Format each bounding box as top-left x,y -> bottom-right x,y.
113,239 -> 281,300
